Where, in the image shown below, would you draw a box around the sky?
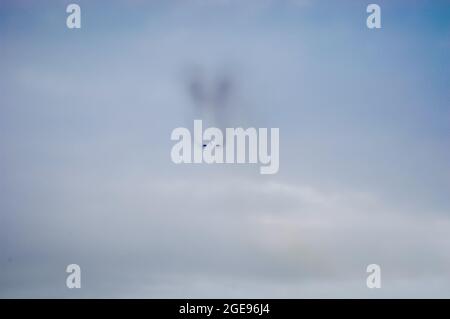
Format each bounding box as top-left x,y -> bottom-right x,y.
0,0 -> 450,298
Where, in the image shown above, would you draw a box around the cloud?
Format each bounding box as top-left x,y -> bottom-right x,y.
2,171 -> 449,297
1,0 -> 449,298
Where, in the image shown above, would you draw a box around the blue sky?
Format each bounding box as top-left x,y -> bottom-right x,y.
1,0 -> 449,297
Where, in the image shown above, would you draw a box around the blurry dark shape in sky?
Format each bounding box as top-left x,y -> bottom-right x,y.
184,64 -> 236,130
214,72 -> 233,109
187,66 -> 207,108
